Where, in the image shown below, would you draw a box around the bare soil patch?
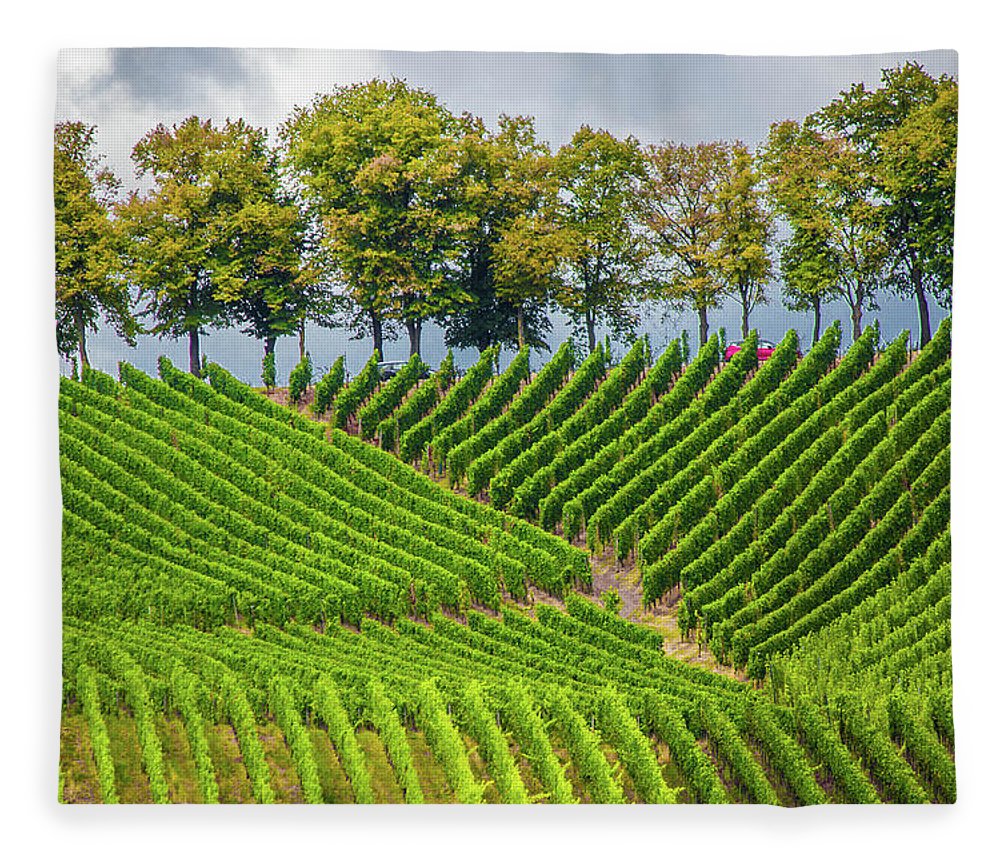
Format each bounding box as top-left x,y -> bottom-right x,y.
564,539 -> 746,681
263,386 -> 315,413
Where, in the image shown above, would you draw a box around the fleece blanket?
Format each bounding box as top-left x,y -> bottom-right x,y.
55,48 -> 955,804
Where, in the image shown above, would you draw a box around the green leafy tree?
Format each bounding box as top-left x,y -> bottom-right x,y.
639,141 -> 732,347
119,117 -> 258,376
814,63 -> 957,346
281,78 -> 471,358
204,123 -> 318,365
710,143 -> 774,338
292,232 -> 354,361
552,126 -> 652,353
443,113 -> 557,355
775,228 -> 839,346
492,211 -> 573,350
760,120 -> 888,341
54,122 -> 137,368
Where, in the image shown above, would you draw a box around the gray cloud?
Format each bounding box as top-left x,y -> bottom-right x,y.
366,50 -> 957,149
94,48 -> 258,111
55,47 -> 958,187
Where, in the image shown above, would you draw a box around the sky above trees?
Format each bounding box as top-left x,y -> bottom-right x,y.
58,49 -> 957,189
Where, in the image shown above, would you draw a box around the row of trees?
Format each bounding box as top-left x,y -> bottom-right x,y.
55,63 -> 956,376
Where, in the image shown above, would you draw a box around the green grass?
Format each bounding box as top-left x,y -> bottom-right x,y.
155,715 -> 201,803
546,729 -> 591,803
697,737 -> 745,804
598,742 -> 635,803
257,723 -> 302,803
105,714 -> 152,803
651,737 -> 691,803
354,728 -> 403,803
59,711 -> 100,804
307,727 -> 354,803
406,729 -> 454,803
205,724 -> 253,803
462,735 -> 501,803
508,739 -> 549,803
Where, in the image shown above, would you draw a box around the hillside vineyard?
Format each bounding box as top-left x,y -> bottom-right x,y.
59,320 -> 953,804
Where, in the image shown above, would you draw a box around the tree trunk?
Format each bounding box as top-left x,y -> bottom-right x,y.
698,306 -> 709,347
516,306 -> 525,350
741,300 -> 750,340
850,300 -> 863,342
264,335 -> 276,357
74,306 -> 90,369
189,328 -> 201,377
405,319 -> 422,358
914,271 -> 931,349
586,309 -> 596,354
811,295 -> 822,346
298,318 -> 306,359
370,311 -> 383,360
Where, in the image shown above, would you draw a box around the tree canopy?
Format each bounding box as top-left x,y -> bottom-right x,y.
56,64 -> 956,376
54,121 -> 137,368
552,126 -> 651,353
207,127 -> 316,360
641,141 -> 773,345
760,120 -> 888,342
811,62 -> 956,346
119,117 -> 296,375
281,78 -> 472,358
442,113 -> 558,355
710,143 -> 773,339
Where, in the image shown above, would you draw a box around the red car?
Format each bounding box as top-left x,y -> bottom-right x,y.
724,339 -> 777,362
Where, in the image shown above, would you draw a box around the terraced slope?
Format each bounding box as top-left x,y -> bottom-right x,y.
58,322 -> 954,803
62,360 -> 589,627
62,597 -> 944,805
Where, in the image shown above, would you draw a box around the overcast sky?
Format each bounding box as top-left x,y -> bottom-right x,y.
55,48 -> 958,382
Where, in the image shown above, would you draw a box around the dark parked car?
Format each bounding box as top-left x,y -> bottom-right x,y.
378,358 -> 434,380
377,360 -> 408,381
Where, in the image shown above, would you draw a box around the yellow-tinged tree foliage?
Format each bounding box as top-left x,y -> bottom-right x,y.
813,62 -> 956,347
54,121 -> 137,369
119,117 -> 311,376
760,121 -> 889,342
281,78 -> 473,359
640,140 -> 773,346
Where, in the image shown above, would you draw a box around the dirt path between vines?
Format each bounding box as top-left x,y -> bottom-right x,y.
264,385 -> 743,681
560,538 -> 747,681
